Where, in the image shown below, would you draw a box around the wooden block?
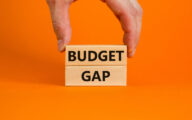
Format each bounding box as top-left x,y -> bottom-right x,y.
65,45 -> 127,66
65,66 -> 127,86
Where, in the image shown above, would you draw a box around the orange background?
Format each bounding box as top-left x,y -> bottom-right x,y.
0,0 -> 192,119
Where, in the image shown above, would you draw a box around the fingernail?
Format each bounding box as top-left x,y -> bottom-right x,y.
128,49 -> 136,58
57,40 -> 66,52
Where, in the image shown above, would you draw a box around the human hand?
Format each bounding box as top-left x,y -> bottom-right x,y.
46,0 -> 143,57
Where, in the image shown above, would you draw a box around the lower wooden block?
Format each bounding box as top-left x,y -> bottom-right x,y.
65,66 -> 127,86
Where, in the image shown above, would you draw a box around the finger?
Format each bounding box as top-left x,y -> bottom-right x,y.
136,15 -> 142,46
47,0 -> 72,52
131,0 -> 143,48
104,0 -> 142,57
122,15 -> 137,58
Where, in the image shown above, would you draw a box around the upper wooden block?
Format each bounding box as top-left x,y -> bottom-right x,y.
65,45 -> 127,66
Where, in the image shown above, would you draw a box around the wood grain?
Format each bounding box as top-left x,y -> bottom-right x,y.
65,45 -> 127,66
65,66 -> 127,86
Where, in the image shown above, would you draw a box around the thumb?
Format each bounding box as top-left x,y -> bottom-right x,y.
47,0 -> 73,52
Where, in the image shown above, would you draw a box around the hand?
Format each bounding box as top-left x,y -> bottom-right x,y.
46,0 -> 143,57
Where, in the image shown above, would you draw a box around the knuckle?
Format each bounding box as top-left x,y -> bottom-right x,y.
137,7 -> 143,17
46,0 -> 74,5
130,5 -> 143,17
52,20 -> 71,40
53,21 -> 65,32
52,22 -> 65,38
46,0 -> 56,5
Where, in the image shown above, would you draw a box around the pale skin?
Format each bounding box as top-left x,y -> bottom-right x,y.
46,0 -> 143,57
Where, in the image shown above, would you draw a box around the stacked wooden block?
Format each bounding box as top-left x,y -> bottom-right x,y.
65,45 -> 127,86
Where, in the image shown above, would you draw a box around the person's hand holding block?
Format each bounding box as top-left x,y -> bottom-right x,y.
46,0 -> 143,58
65,45 -> 127,86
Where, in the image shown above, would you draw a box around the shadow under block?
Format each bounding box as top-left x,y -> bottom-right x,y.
65,45 -> 127,66
65,45 -> 127,86
65,66 -> 127,86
